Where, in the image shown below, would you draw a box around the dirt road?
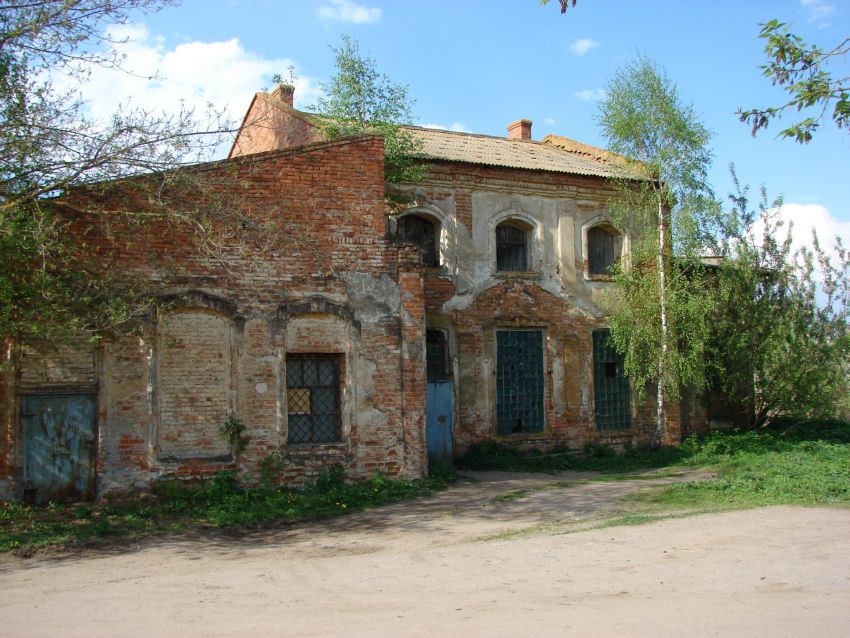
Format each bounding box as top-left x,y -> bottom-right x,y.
1,471 -> 848,637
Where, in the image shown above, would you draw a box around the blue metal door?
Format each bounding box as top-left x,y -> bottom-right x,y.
426,381 -> 453,461
22,395 -> 97,503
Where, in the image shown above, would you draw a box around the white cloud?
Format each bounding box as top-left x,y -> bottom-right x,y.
420,122 -> 472,133
544,117 -> 556,125
801,0 -> 834,25
569,38 -> 599,56
317,0 -> 382,24
574,89 -> 606,102
753,203 -> 850,282
52,23 -> 319,158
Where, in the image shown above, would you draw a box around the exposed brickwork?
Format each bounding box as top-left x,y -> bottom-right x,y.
1,90 -> 708,500
229,94 -> 323,159
157,311 -> 232,460
4,135 -> 428,500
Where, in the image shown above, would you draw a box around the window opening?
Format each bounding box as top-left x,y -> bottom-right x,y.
496,222 -> 529,272
426,330 -> 450,381
588,226 -> 617,276
398,215 -> 439,267
593,330 -> 631,430
496,330 -> 545,435
286,354 -> 342,443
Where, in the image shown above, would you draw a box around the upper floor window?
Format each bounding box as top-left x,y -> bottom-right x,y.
496,221 -> 530,272
398,214 -> 439,267
587,226 -> 618,276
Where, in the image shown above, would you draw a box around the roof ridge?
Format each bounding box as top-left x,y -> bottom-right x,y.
404,125 -> 543,144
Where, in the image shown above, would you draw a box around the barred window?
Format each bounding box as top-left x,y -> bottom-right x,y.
426,329 -> 450,381
592,330 -> 631,431
588,226 -> 618,276
496,221 -> 530,272
286,354 -> 342,444
496,330 -> 545,435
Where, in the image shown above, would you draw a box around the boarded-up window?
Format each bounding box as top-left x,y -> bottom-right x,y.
592,329 -> 631,431
496,222 -> 529,272
286,354 -> 342,444
496,330 -> 545,435
158,311 -> 231,459
588,226 -> 617,275
398,215 -> 439,267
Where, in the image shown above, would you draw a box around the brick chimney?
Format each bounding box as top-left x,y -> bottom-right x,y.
507,119 -> 533,140
270,83 -> 295,107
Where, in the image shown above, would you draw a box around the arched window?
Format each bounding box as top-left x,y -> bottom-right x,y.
398,214 -> 439,267
587,226 -> 618,276
496,221 -> 530,272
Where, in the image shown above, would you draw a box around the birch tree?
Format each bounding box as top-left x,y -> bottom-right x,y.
597,55 -> 718,446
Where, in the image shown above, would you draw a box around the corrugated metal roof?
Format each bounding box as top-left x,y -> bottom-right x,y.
246,92 -> 646,180
404,126 -> 645,180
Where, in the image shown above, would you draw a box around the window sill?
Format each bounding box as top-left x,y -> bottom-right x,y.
585,273 -> 615,282
156,453 -> 234,463
494,430 -> 548,442
423,266 -> 448,277
285,441 -> 348,451
595,427 -> 634,437
494,271 -> 541,280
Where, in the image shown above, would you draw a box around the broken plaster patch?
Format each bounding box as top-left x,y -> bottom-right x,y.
340,272 -> 401,322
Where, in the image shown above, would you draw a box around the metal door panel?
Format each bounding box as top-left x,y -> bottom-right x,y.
426,381 -> 453,461
22,395 -> 96,503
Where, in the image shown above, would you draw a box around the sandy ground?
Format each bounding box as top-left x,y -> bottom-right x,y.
1,471 -> 848,637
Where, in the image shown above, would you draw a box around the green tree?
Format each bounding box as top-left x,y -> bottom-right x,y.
597,55 -> 718,446
311,34 -> 426,184
539,0 -> 577,13
738,20 -> 849,143
708,176 -> 850,425
0,0 -> 233,343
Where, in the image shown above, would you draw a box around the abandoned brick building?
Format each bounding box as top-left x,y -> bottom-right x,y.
0,84 -> 704,503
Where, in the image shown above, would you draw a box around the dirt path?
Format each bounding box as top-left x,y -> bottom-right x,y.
1,471 -> 848,637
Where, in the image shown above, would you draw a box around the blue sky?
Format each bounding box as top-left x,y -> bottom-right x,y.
78,0 -> 849,248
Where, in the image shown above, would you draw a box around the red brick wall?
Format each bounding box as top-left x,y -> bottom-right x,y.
4,135 -> 428,499
229,95 -> 324,158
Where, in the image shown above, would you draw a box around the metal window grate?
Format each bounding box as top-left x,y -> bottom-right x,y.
426,329 -> 450,381
286,354 -> 341,444
592,330 -> 631,430
588,227 -> 616,275
496,330 -> 545,435
496,223 -> 528,272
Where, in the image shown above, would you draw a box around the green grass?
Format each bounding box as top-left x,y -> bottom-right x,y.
456,439 -> 686,473
0,462 -> 458,556
461,418 -> 850,513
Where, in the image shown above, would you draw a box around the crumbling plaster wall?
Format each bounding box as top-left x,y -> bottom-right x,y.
395,163 -> 669,452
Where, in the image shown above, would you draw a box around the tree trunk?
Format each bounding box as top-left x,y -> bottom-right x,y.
653,197 -> 669,448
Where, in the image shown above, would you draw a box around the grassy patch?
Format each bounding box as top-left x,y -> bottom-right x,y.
0,463 -> 458,556
456,439 -> 685,473
488,470 -> 689,505
464,418 -> 850,514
